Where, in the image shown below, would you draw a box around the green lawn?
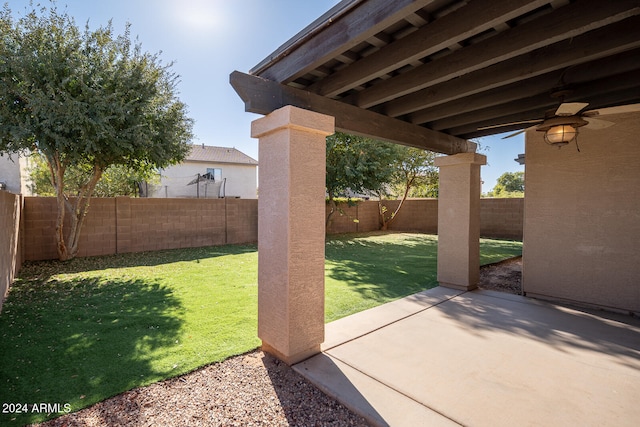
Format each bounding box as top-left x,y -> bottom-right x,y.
325,232 -> 522,321
0,233 -> 521,425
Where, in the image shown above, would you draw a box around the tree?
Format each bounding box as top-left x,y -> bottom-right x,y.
0,4 -> 193,260
325,132 -> 397,227
378,147 -> 438,230
27,153 -> 159,197
487,171 -> 524,197
325,132 -> 439,230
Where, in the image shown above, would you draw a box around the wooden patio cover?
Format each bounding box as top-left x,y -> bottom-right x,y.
231,0 -> 640,155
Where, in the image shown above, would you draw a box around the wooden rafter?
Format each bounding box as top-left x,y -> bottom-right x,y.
253,0 -> 436,84
382,16 -> 640,118
409,48 -> 640,126
354,1 -> 640,110
236,0 -> 640,141
307,0 -> 550,98
430,69 -> 640,132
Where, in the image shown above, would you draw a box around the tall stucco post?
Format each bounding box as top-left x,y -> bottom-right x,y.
251,106 -> 334,365
434,152 -> 487,290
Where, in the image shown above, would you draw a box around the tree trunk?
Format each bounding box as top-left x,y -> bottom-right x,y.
48,155 -> 70,260
378,177 -> 415,231
326,192 -> 337,230
378,199 -> 389,230
53,164 -> 103,261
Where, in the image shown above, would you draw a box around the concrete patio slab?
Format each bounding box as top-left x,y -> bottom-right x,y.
294,287 -> 640,427
322,287 -> 464,350
296,353 -> 459,427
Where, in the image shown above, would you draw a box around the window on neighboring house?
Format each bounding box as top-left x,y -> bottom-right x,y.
207,168 -> 222,181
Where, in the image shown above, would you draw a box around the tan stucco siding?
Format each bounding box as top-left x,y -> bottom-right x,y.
152,162 -> 257,199
523,112 -> 640,314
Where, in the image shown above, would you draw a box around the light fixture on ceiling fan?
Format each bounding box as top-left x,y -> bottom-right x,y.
480,96 -> 640,149
534,109 -> 589,147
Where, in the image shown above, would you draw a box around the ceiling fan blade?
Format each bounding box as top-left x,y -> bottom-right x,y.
501,126 -> 536,139
478,119 -> 542,131
584,117 -> 615,130
583,103 -> 640,117
555,102 -> 589,116
502,130 -> 526,139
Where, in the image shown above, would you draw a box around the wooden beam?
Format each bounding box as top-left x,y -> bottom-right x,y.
229,71 -> 472,155
459,124 -> 536,141
409,49 -> 640,125
253,0 -> 436,84
409,72 -> 561,125
452,89 -> 640,138
429,69 -> 640,132
383,16 -> 640,118
431,93 -> 558,132
354,0 -> 640,110
307,0 -> 549,97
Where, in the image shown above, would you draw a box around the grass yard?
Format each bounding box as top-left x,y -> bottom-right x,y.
0,233 -> 521,425
325,232 -> 523,321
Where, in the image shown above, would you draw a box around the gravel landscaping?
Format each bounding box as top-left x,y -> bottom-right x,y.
478,256 -> 522,295
37,351 -> 369,427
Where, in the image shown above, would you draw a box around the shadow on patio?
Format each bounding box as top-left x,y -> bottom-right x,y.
294,288 -> 640,427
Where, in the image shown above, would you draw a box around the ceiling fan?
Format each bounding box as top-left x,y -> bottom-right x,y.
481,95 -> 640,148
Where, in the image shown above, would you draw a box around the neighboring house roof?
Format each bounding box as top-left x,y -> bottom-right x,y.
186,145 -> 258,166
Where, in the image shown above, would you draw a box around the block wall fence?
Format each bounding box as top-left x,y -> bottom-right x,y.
20,197 -> 522,261
22,197 -> 259,261
1,196 -> 522,309
0,191 -> 22,312
326,198 -> 524,240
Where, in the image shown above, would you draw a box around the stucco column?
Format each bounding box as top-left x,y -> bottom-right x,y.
251,106 -> 334,365
434,152 -> 486,290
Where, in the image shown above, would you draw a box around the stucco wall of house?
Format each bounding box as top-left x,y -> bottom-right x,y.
0,155 -> 23,194
152,162 -> 257,199
218,163 -> 257,199
523,111 -> 640,314
0,154 -> 38,196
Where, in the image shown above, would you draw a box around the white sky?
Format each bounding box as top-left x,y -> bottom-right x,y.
8,0 -> 524,193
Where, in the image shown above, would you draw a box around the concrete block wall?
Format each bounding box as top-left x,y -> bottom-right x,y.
0,190 -> 22,311
327,199 -> 523,240
124,198 -> 227,253
22,197 -> 258,261
18,197 -> 519,262
22,198 -> 118,260
325,203 -> 359,234
480,198 -> 524,240
21,197 -> 57,261
226,199 -> 258,244
356,201 -> 383,232
388,199 -> 438,233
78,198 -> 117,257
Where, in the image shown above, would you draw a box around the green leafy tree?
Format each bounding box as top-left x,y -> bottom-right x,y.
487,171 -> 525,197
379,147 -> 438,230
325,133 -> 439,230
27,153 -> 159,197
325,132 -> 397,227
0,4 -> 193,260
